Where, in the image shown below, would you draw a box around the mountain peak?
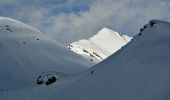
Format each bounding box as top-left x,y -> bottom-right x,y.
95,27 -> 120,38
68,27 -> 132,63
99,27 -> 114,33
90,27 -> 131,42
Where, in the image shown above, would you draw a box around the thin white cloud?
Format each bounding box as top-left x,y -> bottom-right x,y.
1,0 -> 170,45
40,0 -> 170,45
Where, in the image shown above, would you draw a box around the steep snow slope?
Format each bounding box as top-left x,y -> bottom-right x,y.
54,20 -> 170,100
68,28 -> 132,63
0,17 -> 93,90
4,20 -> 170,100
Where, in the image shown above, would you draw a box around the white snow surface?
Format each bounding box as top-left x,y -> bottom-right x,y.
68,27 -> 132,62
0,17 -> 93,90
1,20 -> 170,100
1,18 -> 170,100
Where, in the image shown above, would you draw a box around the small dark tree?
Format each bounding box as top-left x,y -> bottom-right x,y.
37,71 -> 59,85
140,28 -> 144,32
37,80 -> 43,85
22,42 -> 26,44
90,70 -> 94,74
4,25 -> 13,32
37,76 -> 43,85
150,21 -> 157,28
46,76 -> 57,85
143,25 -> 147,29
138,32 -> 142,36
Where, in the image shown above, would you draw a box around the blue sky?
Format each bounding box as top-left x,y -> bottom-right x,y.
0,0 -> 170,44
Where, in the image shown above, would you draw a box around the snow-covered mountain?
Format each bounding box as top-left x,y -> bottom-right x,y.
68,27 -> 132,63
0,17 -> 93,90
53,20 -> 170,100
2,20 -> 170,100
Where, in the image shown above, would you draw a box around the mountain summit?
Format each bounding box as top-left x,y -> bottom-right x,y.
68,27 -> 132,63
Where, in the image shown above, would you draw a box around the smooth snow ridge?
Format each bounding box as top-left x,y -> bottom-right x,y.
0,17 -> 93,90
68,27 -> 132,63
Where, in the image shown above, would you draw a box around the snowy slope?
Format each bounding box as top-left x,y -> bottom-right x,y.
0,17 -> 93,90
54,20 -> 170,100
68,28 -> 132,63
4,20 -> 170,100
